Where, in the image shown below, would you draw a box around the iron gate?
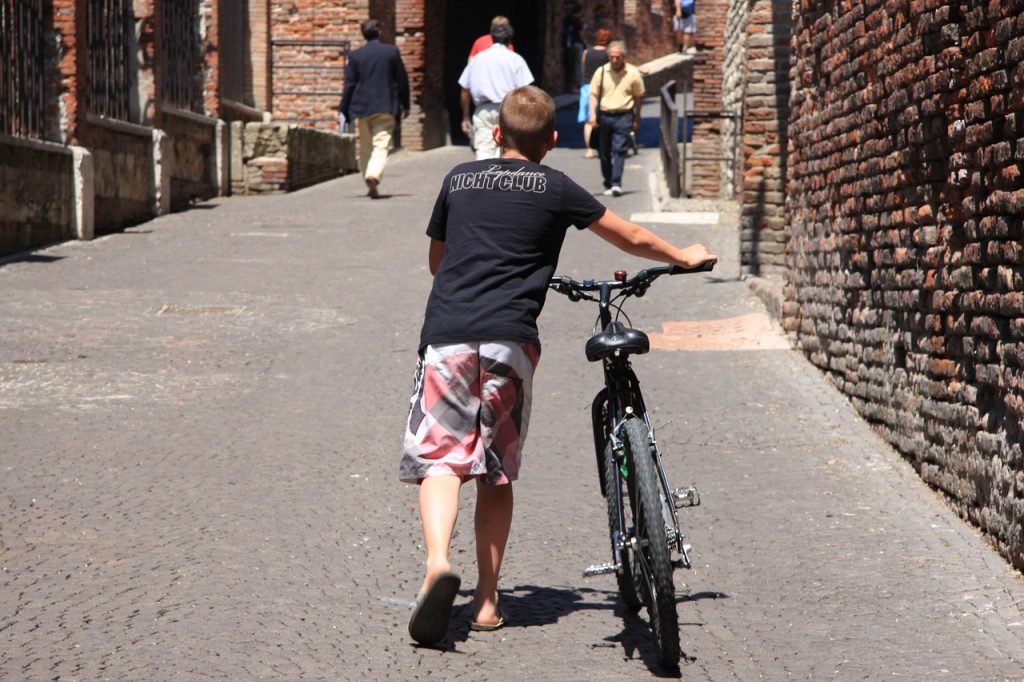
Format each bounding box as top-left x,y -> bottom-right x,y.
86,0 -> 133,120
0,0 -> 46,138
160,0 -> 199,111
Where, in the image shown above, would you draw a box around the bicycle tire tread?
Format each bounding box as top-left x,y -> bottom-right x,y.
623,417 -> 681,668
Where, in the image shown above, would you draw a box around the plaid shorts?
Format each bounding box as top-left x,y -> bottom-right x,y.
399,341 -> 541,485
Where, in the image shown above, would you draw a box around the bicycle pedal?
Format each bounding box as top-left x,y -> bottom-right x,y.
582,563 -> 617,577
672,486 -> 700,508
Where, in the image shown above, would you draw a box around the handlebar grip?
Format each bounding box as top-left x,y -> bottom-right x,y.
669,261 -> 715,275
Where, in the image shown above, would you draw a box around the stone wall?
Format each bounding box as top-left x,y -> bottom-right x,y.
75,120 -> 154,234
725,0 -> 793,275
0,138 -> 74,254
722,0 -> 749,201
784,0 -> 1024,570
159,110 -> 222,211
230,122 -> 357,194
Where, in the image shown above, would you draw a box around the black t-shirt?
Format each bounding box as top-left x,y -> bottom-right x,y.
419,158 -> 606,351
583,48 -> 610,83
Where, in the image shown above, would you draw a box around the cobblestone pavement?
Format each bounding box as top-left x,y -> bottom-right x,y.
2,124 -> 1024,680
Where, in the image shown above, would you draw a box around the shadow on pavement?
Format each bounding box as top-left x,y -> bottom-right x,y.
435,583 -> 714,677
0,253 -> 65,269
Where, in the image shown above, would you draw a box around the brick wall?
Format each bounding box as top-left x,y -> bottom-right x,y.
725,0 -> 793,275
53,0 -> 82,143
267,0 -> 446,151
687,0 -> 729,198
622,0 -> 675,64
784,0 -> 1024,571
230,121 -> 356,193
396,0 -> 445,151
250,0 -> 271,111
200,0 -> 221,117
269,1 -> 362,129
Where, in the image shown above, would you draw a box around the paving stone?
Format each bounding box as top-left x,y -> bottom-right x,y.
1,124 -> 1023,679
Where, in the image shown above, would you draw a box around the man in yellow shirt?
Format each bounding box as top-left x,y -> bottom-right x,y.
587,41 -> 645,196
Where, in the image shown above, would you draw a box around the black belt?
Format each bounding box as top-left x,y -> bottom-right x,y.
599,109 -> 632,116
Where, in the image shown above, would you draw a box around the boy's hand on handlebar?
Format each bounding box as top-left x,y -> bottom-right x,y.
676,243 -> 717,270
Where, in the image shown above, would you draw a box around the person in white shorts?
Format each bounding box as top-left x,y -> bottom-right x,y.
458,21 -> 534,159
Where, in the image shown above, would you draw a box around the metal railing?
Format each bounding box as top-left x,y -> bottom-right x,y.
86,0 -> 133,120
660,78 -> 742,198
160,0 -> 199,111
659,81 -> 681,198
0,0 -> 46,138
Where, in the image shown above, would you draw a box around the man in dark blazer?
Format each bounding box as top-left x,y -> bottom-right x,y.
339,19 -> 410,198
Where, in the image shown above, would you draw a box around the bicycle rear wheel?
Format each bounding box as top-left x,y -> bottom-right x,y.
604,438 -> 642,611
622,417 -> 680,668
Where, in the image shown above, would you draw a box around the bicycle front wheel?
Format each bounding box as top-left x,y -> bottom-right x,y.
622,417 -> 681,668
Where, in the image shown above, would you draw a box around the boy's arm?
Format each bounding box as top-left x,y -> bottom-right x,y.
587,208 -> 717,269
429,239 -> 445,275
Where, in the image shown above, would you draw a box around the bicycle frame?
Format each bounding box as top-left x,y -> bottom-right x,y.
589,293 -> 687,571
550,265 -> 711,568
549,263 -> 711,668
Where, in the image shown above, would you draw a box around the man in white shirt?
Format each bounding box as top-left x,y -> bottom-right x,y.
458,22 -> 534,159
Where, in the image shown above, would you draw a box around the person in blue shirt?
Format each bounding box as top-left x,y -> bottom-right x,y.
673,0 -> 697,54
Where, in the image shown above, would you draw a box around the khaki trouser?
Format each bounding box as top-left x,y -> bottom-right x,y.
471,103 -> 501,160
357,112 -> 396,181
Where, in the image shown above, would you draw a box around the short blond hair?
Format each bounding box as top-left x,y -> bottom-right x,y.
499,86 -> 555,160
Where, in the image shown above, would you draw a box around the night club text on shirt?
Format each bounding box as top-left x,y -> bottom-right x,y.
448,164 -> 548,194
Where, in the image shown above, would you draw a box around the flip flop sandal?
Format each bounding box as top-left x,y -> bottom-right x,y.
408,571 -> 461,645
469,609 -> 507,632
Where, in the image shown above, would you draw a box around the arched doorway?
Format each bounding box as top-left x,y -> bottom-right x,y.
442,0 -> 545,145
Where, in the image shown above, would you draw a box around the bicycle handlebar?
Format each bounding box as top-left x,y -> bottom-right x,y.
548,261 -> 714,301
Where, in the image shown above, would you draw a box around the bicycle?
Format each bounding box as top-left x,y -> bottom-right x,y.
548,262 -> 713,668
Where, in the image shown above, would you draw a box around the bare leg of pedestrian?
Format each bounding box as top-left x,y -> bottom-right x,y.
471,478 -> 512,627
417,474 -> 461,593
583,122 -> 595,158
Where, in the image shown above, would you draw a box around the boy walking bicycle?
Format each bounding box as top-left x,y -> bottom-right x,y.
401,85 -> 717,645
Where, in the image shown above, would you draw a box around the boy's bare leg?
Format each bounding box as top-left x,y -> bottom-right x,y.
472,479 -> 513,625
418,475 -> 463,594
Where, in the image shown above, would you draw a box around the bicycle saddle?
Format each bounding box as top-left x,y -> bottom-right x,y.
585,321 -> 650,362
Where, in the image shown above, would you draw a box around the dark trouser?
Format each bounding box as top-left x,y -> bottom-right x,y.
597,110 -> 633,188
